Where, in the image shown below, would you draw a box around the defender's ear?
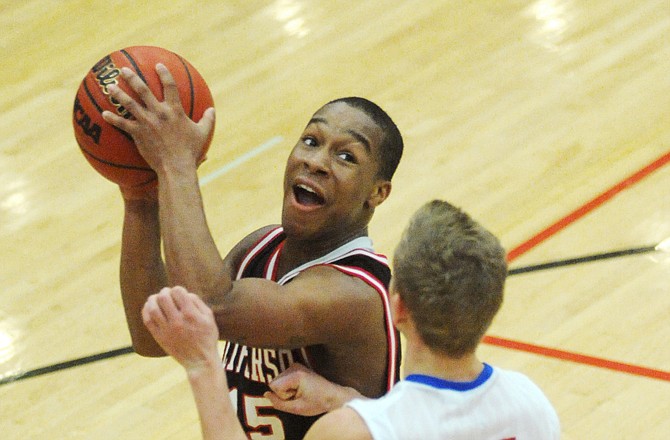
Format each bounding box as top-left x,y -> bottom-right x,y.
366,180 -> 392,209
390,290 -> 409,329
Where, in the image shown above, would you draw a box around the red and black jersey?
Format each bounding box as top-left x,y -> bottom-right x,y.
222,226 -> 400,439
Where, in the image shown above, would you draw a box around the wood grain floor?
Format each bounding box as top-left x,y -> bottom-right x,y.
1,1 -> 669,438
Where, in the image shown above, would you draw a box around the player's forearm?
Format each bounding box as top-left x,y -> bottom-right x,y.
157,166 -> 231,298
120,198 -> 168,356
187,363 -> 248,440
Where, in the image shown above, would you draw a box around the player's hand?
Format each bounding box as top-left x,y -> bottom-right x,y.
101,64 -> 215,174
142,286 -> 220,372
265,363 -> 362,416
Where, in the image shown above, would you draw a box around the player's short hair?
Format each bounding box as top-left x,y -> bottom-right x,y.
326,97 -> 403,181
393,200 -> 507,358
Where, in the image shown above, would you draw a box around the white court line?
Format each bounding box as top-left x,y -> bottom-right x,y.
199,135 -> 284,186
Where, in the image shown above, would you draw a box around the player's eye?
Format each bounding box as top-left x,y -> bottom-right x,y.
337,151 -> 356,163
303,136 -> 317,147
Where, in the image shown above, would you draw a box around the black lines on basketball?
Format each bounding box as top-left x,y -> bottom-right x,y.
81,76 -> 133,142
78,146 -> 153,172
177,55 -> 196,118
120,49 -> 148,84
82,79 -> 104,113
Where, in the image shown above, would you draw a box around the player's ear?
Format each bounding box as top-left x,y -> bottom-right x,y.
365,180 -> 391,209
390,290 -> 409,328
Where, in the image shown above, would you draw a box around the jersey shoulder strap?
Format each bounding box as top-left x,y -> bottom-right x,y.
235,226 -> 285,280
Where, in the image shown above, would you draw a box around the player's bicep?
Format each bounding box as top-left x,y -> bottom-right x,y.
212,267 -> 378,348
292,268 -> 382,341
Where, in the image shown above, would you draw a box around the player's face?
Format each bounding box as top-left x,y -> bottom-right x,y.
282,102 -> 388,244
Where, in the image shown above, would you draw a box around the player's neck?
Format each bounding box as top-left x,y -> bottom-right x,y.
402,336 -> 483,383
278,226 -> 369,275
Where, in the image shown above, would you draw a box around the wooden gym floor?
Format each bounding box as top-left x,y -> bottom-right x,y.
1,1 -> 668,438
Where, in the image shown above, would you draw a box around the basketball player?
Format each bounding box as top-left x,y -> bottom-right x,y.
102,64 -> 403,438
143,200 -> 560,439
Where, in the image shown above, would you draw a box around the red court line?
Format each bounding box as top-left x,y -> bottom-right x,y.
507,150 -> 670,262
485,150 -> 670,381
483,336 -> 670,382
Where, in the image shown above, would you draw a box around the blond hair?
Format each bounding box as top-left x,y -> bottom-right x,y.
393,200 -> 507,357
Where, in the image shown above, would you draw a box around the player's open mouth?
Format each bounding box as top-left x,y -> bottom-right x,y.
293,183 -> 325,206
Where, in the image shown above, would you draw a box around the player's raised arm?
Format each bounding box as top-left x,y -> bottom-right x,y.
104,64 -> 227,299
97,59 -> 217,356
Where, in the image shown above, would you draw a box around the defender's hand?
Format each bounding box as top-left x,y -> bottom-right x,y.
142,286 -> 220,373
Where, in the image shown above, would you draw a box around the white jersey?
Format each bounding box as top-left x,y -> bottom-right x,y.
346,363 -> 560,440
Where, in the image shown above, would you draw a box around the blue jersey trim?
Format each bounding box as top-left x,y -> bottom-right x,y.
405,363 -> 493,391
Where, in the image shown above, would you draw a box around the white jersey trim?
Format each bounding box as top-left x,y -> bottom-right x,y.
235,227 -> 285,281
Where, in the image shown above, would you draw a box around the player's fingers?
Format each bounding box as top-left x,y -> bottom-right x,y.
266,382 -> 298,400
101,108 -> 134,133
170,285 -> 189,297
155,287 -> 181,320
156,63 -> 181,106
120,67 -> 161,109
172,289 -> 217,330
198,107 -> 216,138
268,374 -> 301,399
190,292 -> 212,316
169,286 -> 193,312
190,294 -> 218,339
142,293 -> 166,327
264,392 -> 319,416
264,391 -> 295,407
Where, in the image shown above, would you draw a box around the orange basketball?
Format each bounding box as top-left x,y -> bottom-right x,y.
72,46 -> 214,188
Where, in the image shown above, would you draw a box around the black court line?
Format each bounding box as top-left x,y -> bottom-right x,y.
0,244 -> 662,387
0,347 -> 134,386
508,244 -> 658,275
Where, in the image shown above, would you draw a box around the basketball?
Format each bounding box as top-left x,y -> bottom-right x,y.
72,45 -> 214,188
